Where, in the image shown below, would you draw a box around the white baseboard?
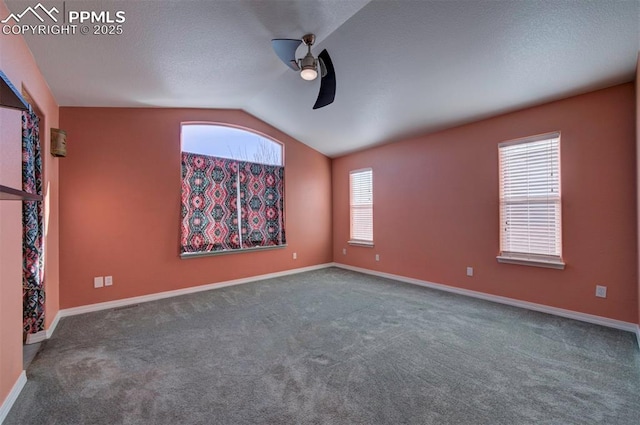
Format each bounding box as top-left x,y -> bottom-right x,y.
334,263 -> 638,333
24,331 -> 45,345
0,371 -> 26,425
24,310 -> 61,345
59,263 -> 335,318
46,311 -> 61,338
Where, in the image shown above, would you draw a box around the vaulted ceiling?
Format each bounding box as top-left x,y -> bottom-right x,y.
7,0 -> 640,157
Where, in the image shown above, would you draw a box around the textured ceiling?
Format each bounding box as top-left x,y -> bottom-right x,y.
6,0 -> 640,157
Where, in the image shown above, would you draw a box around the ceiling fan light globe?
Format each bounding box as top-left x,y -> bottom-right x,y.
300,68 -> 318,81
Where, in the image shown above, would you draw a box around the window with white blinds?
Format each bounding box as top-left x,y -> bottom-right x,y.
349,169 -> 373,244
498,133 -> 564,268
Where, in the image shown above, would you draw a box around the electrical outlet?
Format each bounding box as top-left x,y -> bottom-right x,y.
105,276 -> 113,286
94,276 -> 104,288
342,248 -> 346,255
595,285 -> 607,298
466,267 -> 473,277
375,254 -> 380,262
293,252 -> 297,260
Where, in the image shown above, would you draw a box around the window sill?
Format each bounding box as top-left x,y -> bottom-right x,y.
496,255 -> 565,270
348,240 -> 374,248
181,244 -> 287,259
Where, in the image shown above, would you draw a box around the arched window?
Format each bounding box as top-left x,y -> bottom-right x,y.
180,124 -> 285,256
181,124 -> 283,166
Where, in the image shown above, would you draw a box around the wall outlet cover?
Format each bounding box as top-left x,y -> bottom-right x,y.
466,267 -> 474,277
94,277 -> 104,288
105,276 -> 113,286
595,285 -> 607,298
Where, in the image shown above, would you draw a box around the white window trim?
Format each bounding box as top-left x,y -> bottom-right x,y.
349,168 -> 373,245
180,244 -> 287,259
497,132 -> 564,269
496,254 -> 565,270
348,240 -> 374,247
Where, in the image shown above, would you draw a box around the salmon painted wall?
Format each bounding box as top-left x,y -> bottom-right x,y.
0,0 -> 60,409
636,54 -> 640,329
58,108 -> 332,308
333,83 -> 637,323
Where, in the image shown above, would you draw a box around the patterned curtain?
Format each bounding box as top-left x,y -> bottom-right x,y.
239,161 -> 285,248
181,152 -> 240,253
181,153 -> 286,254
22,109 -> 45,337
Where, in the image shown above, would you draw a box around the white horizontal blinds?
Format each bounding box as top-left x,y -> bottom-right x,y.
350,169 -> 373,242
499,134 -> 561,259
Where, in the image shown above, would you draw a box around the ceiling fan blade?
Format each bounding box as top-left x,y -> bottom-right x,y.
271,39 -> 302,71
313,50 -> 336,110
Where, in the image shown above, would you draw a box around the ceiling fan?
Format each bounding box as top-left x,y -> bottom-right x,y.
271,34 -> 336,110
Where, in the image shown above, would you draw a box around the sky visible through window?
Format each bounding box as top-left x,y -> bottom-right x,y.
181,124 -> 282,166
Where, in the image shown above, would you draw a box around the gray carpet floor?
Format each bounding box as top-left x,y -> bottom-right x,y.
23,342 -> 41,370
6,267 -> 640,424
